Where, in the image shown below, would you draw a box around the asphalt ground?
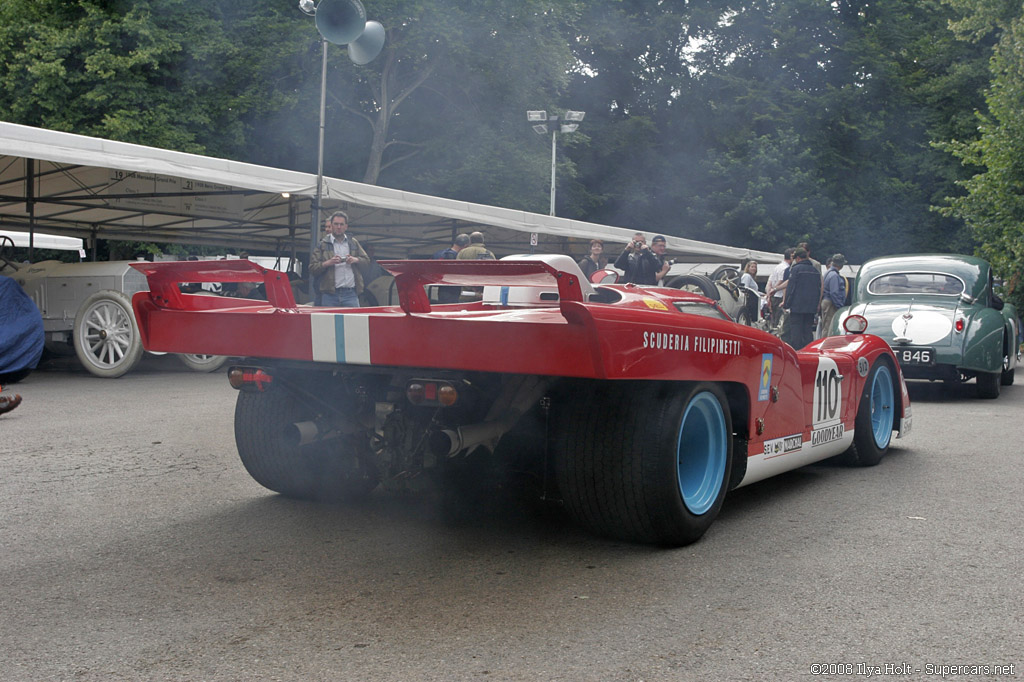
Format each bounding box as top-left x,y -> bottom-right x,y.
0,356 -> 1020,681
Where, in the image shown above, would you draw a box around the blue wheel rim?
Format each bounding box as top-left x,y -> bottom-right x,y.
869,365 -> 895,449
676,391 -> 728,515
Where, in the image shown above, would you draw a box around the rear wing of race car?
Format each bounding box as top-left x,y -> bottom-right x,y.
129,259 -> 297,311
129,256 -> 608,374
129,255 -> 594,315
382,256 -> 593,313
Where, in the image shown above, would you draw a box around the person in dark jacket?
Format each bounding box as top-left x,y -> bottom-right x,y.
614,233 -> 669,285
577,239 -> 608,280
433,233 -> 470,260
781,247 -> 822,349
433,233 -> 470,303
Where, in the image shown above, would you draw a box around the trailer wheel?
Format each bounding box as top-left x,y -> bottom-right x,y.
234,389 -> 379,501
665,274 -> 719,300
73,290 -> 143,378
0,235 -> 15,270
554,381 -> 732,546
178,353 -> 229,373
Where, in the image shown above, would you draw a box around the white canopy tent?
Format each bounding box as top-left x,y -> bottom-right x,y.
0,229 -> 83,251
0,121 -> 781,265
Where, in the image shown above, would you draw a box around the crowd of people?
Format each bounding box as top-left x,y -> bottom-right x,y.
762,242 -> 849,349
286,215 -> 851,351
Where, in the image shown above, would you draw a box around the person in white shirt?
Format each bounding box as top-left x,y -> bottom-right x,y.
740,259 -> 760,291
765,248 -> 794,328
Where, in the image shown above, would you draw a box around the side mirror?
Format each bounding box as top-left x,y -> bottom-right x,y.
843,314 -> 869,334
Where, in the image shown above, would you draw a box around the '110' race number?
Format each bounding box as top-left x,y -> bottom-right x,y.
813,358 -> 843,426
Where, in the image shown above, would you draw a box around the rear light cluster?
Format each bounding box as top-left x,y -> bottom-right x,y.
406,380 -> 458,406
228,367 -> 274,391
955,318 -> 965,333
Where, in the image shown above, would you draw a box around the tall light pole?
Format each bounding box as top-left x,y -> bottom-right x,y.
299,0 -> 385,264
527,110 -> 585,216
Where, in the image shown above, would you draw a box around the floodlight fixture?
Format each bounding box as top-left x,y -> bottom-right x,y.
299,0 -> 385,263
526,108 -> 585,217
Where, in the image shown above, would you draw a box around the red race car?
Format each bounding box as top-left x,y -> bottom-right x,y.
131,255 -> 912,546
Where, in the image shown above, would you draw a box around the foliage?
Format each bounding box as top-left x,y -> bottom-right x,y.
0,0 -> 309,155
0,0 -> 1018,269
940,6 -> 1024,311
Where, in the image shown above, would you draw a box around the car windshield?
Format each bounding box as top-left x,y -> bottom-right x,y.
867,272 -> 965,296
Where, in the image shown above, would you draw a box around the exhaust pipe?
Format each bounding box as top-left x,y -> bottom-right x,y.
429,419 -> 514,457
284,420 -> 341,447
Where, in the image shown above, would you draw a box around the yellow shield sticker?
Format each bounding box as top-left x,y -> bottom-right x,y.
642,298 -> 669,311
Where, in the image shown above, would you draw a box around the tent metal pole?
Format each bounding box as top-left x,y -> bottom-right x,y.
310,37 -> 328,265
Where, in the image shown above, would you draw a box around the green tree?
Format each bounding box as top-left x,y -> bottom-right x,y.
940,6 -> 1024,310
667,0 -> 993,260
257,0 -> 582,209
0,0 -> 309,156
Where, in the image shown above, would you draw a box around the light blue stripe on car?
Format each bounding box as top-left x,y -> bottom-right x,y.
311,313 -> 371,364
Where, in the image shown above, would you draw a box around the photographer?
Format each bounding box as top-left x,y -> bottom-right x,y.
614,233 -> 670,285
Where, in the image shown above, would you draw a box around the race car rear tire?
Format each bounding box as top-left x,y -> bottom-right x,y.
976,370 -> 1000,399
841,359 -> 895,467
554,381 -> 732,546
234,389 -> 379,501
72,290 -> 144,378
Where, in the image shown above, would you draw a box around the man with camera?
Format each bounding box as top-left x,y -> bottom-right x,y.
614,233 -> 671,285
310,210 -> 369,307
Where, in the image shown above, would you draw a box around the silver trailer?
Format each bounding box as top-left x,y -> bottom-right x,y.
8,259 -> 226,378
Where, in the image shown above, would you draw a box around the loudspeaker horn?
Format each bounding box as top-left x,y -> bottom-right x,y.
315,0 -> 366,45
348,21 -> 385,65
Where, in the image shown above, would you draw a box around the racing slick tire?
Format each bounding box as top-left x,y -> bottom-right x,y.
72,290 -> 144,378
234,389 -> 380,501
840,359 -> 896,467
976,370 -> 1001,399
554,381 -> 732,546
666,274 -> 719,300
177,353 -> 229,373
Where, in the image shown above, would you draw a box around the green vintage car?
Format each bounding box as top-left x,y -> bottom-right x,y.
832,254 -> 1020,399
